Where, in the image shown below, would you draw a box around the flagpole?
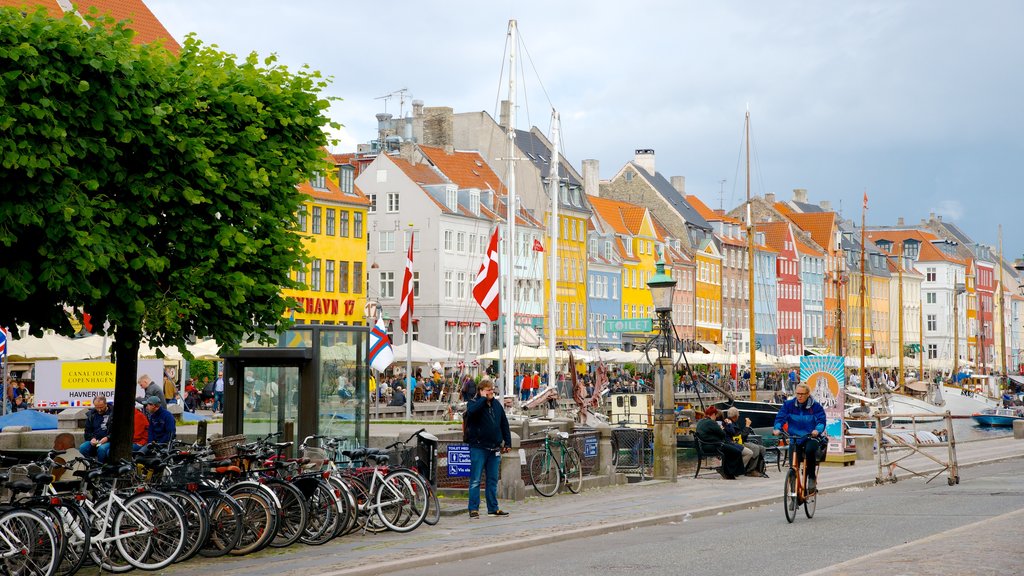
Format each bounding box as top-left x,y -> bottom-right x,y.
405,331 -> 412,419
503,19 -> 518,400
547,109 -> 560,400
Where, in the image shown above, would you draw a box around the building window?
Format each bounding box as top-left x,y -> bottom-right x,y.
470,190 -> 480,215
456,232 -> 466,253
325,260 -> 335,292
927,314 -> 936,332
379,230 -> 395,252
353,262 -> 363,294
339,261 -> 349,293
311,171 -> 326,190
368,194 -> 377,213
926,268 -> 936,282
296,265 -> 306,288
413,271 -> 420,298
376,169 -> 387,183
457,272 -> 467,299
444,230 -> 453,251
444,271 -> 453,300
339,211 -> 349,237
339,165 -> 354,194
470,234 -> 478,255
927,344 -> 938,359
379,271 -> 395,299
404,230 -> 419,251
926,292 -> 936,304
445,324 -> 453,350
387,192 -> 400,213
411,320 -> 419,342
354,212 -> 363,238
325,209 -> 335,236
311,259 -> 321,291
297,206 -> 307,232
311,206 -> 322,234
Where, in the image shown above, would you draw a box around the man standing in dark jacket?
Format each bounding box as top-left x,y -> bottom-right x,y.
464,379 -> 511,519
80,395 -> 113,463
144,396 -> 176,444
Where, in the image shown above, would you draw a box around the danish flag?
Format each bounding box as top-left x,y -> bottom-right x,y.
400,234 -> 414,333
473,227 -> 501,321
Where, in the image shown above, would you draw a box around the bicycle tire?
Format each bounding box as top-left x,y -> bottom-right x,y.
529,450 -> 559,497
87,500 -> 134,573
563,448 -> 584,494
375,470 -> 427,533
0,508 -> 59,576
783,469 -> 798,523
164,490 -> 209,562
267,480 -> 309,548
344,476 -> 390,534
27,505 -> 66,575
226,486 -> 277,555
53,500 -> 90,576
325,476 -> 357,537
804,480 -> 817,519
114,491 -> 187,571
299,479 -> 340,546
422,482 -> 441,526
198,492 -> 243,558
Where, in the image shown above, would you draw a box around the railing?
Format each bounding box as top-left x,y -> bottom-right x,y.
873,411 -> 959,486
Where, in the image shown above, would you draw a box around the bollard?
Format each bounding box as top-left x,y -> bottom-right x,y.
197,421 -> 208,446
498,431 -> 525,502
1014,420 -> 1024,440
595,423 -> 613,478
854,436 -> 873,460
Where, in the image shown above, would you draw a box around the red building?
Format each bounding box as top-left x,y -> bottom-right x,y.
974,262 -> 996,373
757,221 -> 803,356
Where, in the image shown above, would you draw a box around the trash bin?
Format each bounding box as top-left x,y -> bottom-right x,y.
416,432 -> 439,486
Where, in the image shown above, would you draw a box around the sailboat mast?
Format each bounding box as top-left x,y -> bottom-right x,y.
504,19 -> 518,398
859,191 -> 867,394
745,110 -> 757,400
998,225 -> 1007,377
548,111 -> 560,390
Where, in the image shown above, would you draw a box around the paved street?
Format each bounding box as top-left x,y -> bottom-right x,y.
102,435 -> 1023,576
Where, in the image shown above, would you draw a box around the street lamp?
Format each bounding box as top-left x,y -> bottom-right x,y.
646,256 -> 677,481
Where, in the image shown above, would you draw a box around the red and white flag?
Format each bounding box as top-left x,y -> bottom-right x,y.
400,234 -> 414,333
863,190 -> 868,210
473,227 -> 501,321
532,238 -> 545,252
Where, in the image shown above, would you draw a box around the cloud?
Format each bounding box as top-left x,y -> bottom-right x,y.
932,200 -> 965,222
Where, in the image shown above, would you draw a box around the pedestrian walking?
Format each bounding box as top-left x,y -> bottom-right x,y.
464,378 -> 511,519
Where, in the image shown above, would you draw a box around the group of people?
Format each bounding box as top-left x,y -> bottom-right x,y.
181,372 -> 225,413
76,374 -> 179,463
4,377 -> 32,412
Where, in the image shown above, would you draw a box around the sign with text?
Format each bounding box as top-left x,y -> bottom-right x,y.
584,435 -> 598,458
446,444 -> 471,478
799,355 -> 846,456
603,318 -> 653,333
34,359 -> 165,407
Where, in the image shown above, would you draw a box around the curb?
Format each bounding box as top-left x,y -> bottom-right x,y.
316,452 -> 1024,576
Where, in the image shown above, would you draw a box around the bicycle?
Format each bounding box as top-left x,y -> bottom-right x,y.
528,427 -> 583,497
334,447 -> 429,533
0,456 -> 61,576
777,432 -> 824,523
380,429 -> 441,526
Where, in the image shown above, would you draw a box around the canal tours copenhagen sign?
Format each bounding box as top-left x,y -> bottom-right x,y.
33,359 -> 165,407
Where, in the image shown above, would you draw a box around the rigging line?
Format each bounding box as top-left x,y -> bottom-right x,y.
518,36 -> 532,139
731,116 -> 745,210
516,28 -> 555,111
749,122 -> 768,202
492,29 -> 511,126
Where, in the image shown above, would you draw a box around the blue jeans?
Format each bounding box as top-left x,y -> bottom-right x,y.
213,391 -> 223,412
468,447 -> 501,513
80,441 -> 111,463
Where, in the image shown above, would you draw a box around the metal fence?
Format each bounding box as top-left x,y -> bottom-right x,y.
611,426 -> 653,479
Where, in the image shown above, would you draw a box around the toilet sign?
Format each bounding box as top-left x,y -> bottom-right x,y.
447,444 -> 471,477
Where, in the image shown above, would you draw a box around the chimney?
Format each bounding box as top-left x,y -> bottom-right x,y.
897,216 -> 905,226
499,100 -> 511,130
670,176 -> 685,195
412,99 -> 424,118
765,192 -> 776,204
793,188 -> 808,203
582,159 -> 600,198
634,149 -> 655,175
422,106 -> 454,149
376,112 -> 393,149
820,200 -> 832,211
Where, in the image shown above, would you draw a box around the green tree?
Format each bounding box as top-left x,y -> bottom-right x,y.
0,9 -> 336,458
187,360 -> 216,389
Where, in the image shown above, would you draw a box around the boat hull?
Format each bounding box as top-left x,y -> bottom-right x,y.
714,400 -> 781,429
971,411 -> 1024,427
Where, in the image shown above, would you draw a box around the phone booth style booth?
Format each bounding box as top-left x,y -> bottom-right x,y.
221,325 -> 369,454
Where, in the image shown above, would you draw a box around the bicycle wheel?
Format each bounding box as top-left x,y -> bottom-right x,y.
88,500 -> 134,573
226,486 -> 277,555
804,477 -> 817,519
299,480 -> 340,546
783,469 -> 798,524
346,476 -> 389,534
563,448 -> 584,494
114,492 -> 187,571
164,490 -> 208,562
529,450 -> 559,497
0,509 -> 59,576
53,501 -> 90,576
267,480 -> 309,548
422,482 -> 441,526
325,476 -> 357,537
198,492 -> 243,558
375,470 -> 428,533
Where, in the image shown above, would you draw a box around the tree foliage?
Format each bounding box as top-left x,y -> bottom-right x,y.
0,9 -> 337,456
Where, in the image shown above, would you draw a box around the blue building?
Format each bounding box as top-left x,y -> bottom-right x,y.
587,219 -> 623,349
753,238 -> 778,356
798,241 -> 826,352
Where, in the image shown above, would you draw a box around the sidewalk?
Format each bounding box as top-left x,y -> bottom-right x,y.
159,436 -> 1024,576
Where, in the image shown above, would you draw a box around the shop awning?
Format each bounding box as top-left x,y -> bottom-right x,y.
1008,375 -> 1024,386
698,341 -> 727,356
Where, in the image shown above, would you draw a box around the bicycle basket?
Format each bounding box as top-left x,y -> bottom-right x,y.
159,461 -> 203,487
387,447 -> 416,468
210,434 -> 246,458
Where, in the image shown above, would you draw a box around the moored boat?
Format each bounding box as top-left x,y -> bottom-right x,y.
971,408 -> 1024,427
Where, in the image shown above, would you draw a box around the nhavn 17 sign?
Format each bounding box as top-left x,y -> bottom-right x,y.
603,318 -> 654,333
34,359 -> 165,407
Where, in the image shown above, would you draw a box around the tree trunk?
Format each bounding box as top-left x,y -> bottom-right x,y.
110,326 -> 141,462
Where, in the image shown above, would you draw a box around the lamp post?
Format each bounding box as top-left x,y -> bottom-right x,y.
647,256 -> 678,481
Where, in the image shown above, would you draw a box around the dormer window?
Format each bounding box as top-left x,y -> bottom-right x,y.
623,236 -> 633,257
902,239 -> 920,261
605,240 -> 612,258
445,185 -> 458,212
338,165 -> 355,195
311,171 -> 327,190
875,239 -> 892,254
469,189 -> 480,216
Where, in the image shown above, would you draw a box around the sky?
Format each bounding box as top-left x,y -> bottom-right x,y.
146,0 -> 1024,268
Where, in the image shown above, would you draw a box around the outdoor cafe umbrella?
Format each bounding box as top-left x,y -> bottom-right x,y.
392,340 -> 454,364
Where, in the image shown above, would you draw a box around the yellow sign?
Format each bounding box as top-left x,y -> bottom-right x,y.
61,362 -> 117,390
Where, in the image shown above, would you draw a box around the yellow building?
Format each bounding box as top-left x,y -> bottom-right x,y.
694,238 -> 724,344
587,195 -> 660,341
846,268 -> 891,358
545,210 -> 591,349
282,166 -> 370,325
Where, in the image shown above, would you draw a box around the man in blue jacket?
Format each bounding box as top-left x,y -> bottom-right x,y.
80,395 -> 113,463
772,383 -> 827,492
144,395 -> 176,444
464,379 -> 512,519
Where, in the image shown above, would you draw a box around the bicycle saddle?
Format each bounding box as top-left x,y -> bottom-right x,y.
136,457 -> 164,470
366,453 -> 390,465
6,479 -> 35,494
268,442 -> 294,450
342,448 -> 385,459
74,469 -> 104,482
30,472 -> 54,485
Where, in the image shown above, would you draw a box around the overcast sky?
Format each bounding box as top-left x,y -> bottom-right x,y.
147,0 -> 1024,267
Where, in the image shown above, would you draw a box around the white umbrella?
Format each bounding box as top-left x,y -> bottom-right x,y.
393,340 -> 455,363
7,333 -> 103,361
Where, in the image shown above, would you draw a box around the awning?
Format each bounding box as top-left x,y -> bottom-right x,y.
515,326 -> 543,347
1008,375 -> 1024,386
698,341 -> 727,356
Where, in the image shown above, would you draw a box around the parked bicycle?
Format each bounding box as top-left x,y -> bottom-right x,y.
528,427 -> 583,497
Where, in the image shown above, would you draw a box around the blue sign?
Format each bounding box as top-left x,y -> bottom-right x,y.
584,436 -> 598,458
447,443 -> 471,478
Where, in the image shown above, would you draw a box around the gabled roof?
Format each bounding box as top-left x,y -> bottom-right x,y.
1,0 -> 182,53
626,163 -> 712,232
686,194 -> 742,225
791,200 -> 825,213
389,156 -> 446,186
418,145 -> 506,196
755,221 -> 793,255
787,212 -> 838,253
795,240 -> 824,258
866,229 -> 968,266
588,194 -> 650,237
774,202 -> 796,216
614,237 -> 639,263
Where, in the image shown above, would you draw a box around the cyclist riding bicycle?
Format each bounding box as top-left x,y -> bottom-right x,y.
772,383 -> 827,493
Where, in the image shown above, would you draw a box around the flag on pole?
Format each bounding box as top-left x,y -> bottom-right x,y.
532,238 -> 545,252
368,317 -> 394,372
863,190 -> 868,209
400,233 -> 414,333
474,227 -> 501,321
0,328 -> 7,361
